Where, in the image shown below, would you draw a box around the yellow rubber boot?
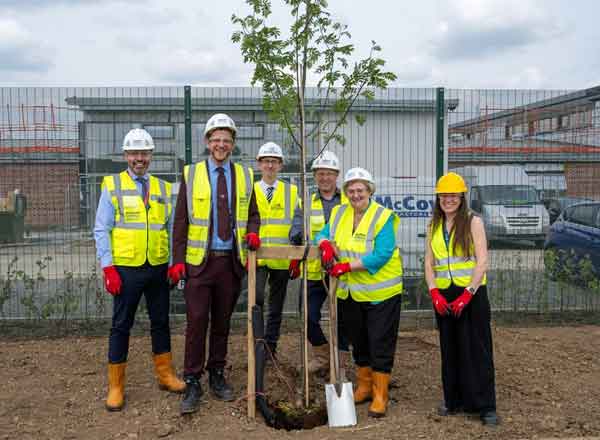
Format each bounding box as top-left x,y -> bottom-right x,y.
354,366 -> 373,404
106,362 -> 126,411
368,371 -> 391,418
153,352 -> 186,393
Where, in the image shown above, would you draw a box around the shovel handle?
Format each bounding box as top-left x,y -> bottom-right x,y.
328,276 -> 340,384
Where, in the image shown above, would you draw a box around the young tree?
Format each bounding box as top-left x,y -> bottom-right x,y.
232,0 -> 396,227
232,0 -> 396,407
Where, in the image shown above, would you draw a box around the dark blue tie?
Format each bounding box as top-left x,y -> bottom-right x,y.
137,177 -> 148,206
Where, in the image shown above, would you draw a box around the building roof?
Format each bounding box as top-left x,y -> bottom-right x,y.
66,94 -> 458,113
450,85 -> 600,130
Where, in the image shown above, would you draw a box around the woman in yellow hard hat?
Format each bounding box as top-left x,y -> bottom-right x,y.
316,167 -> 403,418
424,172 -> 498,426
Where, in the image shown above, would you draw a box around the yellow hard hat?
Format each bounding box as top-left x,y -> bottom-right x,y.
435,172 -> 467,194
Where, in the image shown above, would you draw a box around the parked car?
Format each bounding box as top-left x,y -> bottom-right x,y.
544,201 -> 600,282
542,196 -> 592,224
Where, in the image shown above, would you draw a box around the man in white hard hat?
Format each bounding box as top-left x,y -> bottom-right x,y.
169,113 -> 261,414
253,142 -> 299,361
94,128 -> 185,412
288,150 -> 350,373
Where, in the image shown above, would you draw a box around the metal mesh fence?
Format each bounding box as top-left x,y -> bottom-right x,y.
1,86 -> 599,328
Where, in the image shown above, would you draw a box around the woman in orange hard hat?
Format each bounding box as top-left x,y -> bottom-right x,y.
424,172 -> 498,426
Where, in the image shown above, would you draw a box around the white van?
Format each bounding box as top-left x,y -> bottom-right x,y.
374,176 -> 436,278
451,165 -> 549,246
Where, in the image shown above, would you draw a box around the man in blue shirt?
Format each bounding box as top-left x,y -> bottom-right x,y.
94,128 -> 184,412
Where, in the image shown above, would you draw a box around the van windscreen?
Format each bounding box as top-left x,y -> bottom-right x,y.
479,185 -> 540,205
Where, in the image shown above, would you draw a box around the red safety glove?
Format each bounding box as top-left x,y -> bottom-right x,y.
449,288 -> 474,318
245,232 -> 261,251
329,262 -> 351,278
103,265 -> 122,296
429,287 -> 449,316
319,240 -> 336,270
167,263 -> 186,285
288,259 -> 301,280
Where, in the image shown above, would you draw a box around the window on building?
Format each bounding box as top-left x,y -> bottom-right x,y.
236,125 -> 264,139
143,125 -> 175,139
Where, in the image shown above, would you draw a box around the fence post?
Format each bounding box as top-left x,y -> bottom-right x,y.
435,87 -> 445,180
184,85 -> 192,165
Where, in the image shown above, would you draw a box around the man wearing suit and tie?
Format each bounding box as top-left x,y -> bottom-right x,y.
169,114 -> 261,415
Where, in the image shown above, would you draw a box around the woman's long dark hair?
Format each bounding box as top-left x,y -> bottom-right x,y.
430,194 -> 473,257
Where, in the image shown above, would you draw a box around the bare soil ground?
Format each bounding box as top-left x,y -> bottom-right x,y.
1,325 -> 600,440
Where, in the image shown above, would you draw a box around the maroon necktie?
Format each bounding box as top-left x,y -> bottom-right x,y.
216,167 -> 232,241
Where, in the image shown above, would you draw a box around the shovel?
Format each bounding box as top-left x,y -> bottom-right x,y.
325,276 -> 357,428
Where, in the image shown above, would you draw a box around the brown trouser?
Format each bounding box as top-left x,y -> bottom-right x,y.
183,254 -> 241,377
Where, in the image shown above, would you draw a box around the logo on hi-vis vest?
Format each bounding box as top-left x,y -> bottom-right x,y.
374,195 -> 434,218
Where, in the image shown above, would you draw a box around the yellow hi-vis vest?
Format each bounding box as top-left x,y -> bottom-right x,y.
329,201 -> 403,302
184,161 -> 254,266
306,191 -> 348,281
102,171 -> 171,267
256,181 -> 298,270
430,221 -> 487,289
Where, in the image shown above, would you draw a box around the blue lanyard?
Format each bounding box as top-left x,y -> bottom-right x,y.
442,222 -> 450,250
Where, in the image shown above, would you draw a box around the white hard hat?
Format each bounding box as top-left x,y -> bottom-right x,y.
204,113 -> 237,138
343,167 -> 375,193
122,128 -> 154,151
311,150 -> 340,171
256,142 -> 284,160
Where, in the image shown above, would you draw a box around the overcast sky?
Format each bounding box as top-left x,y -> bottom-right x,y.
1,0 -> 598,90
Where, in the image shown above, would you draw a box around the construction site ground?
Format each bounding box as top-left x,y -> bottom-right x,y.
2,323 -> 600,440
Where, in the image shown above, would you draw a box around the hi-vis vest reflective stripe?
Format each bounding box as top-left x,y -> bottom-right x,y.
256,181 -> 298,270
329,201 -> 403,302
102,171 -> 171,267
184,161 -> 253,266
430,222 -> 487,289
306,191 -> 348,281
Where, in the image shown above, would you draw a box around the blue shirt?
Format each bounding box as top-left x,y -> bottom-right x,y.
207,157 -> 233,250
93,169 -> 173,268
315,201 -> 396,275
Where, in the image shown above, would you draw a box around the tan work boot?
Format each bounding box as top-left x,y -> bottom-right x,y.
368,371 -> 391,417
354,366 -> 373,404
153,352 -> 186,393
307,344 -> 329,374
106,362 -> 126,411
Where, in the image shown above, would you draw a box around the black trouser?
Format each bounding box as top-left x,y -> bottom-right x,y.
435,284 -> 496,413
108,263 -> 171,364
339,294 -> 402,373
255,266 -> 289,352
307,279 -> 349,351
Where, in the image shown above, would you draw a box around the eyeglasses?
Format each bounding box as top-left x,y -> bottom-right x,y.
209,138 -> 233,146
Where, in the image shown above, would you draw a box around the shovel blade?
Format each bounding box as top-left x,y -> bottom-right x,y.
325,382 -> 357,428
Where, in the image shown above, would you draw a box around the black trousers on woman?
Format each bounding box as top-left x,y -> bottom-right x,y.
339,293 -> 402,373
435,283 -> 496,413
